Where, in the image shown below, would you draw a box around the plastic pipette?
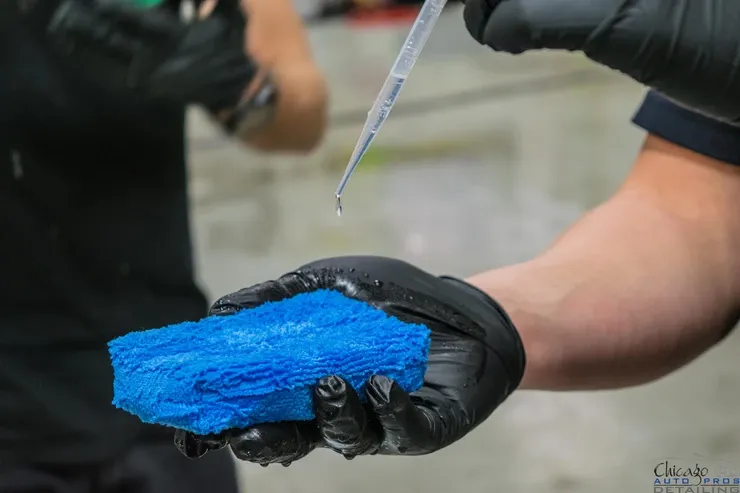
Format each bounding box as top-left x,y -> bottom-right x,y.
334,0 -> 449,216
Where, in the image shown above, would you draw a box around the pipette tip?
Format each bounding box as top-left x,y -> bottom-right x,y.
335,194 -> 342,217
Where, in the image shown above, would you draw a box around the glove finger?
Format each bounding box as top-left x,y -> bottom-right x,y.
209,280 -> 292,316
228,422 -> 321,466
173,430 -> 227,459
478,0 -> 620,53
313,376 -> 381,458
365,375 -> 443,455
462,0 -> 494,44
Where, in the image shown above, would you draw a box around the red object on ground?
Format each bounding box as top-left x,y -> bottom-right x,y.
346,5 -> 421,26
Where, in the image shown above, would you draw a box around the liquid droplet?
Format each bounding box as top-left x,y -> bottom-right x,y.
335,195 -> 342,217
348,268 -> 355,273
373,280 -> 383,287
363,273 -> 370,278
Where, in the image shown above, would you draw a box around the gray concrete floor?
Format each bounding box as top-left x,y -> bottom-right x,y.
186,7 -> 740,492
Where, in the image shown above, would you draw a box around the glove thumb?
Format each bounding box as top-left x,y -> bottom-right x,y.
208,269 -> 323,316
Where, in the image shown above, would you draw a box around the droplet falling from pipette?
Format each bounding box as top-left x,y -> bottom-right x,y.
335,195 -> 342,217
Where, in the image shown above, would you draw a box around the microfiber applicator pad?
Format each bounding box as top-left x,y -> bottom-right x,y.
109,290 -> 431,435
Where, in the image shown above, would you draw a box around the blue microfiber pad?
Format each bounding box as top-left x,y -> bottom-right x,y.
109,289 -> 431,435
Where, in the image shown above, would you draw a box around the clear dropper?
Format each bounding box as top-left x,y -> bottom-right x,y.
334,0 -> 449,216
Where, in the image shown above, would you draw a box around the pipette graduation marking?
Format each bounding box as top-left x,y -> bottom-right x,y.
334,0 -> 449,216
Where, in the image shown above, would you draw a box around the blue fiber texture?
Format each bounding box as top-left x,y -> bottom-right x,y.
109,290 -> 431,435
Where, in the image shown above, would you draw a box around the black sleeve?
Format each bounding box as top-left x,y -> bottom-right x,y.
632,91 -> 740,166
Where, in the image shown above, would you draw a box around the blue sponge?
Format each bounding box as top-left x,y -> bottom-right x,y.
109,290 -> 431,435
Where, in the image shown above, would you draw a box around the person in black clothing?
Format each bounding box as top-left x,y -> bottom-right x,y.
172,0 -> 740,467
0,0 -> 326,490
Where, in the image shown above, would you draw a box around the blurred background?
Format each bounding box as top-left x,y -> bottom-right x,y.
186,1 -> 740,491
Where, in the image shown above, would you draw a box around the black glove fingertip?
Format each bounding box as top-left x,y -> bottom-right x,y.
365,375 -> 444,455
195,433 -> 228,451
479,0 -> 536,54
313,375 -> 350,420
209,281 -> 285,316
173,430 -> 211,459
365,375 -> 401,413
462,0 -> 493,45
313,375 -> 381,456
228,422 -> 320,464
228,426 -> 274,462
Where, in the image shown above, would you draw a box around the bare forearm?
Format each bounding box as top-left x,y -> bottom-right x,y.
469,139 -> 740,390
470,193 -> 738,390
238,0 -> 328,152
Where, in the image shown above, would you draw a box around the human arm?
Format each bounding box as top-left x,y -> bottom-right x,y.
469,133 -> 740,390
235,0 -> 328,151
460,0 -> 740,384
45,0 -> 327,153
471,92 -> 740,390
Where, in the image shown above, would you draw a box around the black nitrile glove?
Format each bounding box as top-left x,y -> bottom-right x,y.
173,256 -> 525,465
46,0 -> 258,113
2,0 -> 63,34
463,0 -> 740,124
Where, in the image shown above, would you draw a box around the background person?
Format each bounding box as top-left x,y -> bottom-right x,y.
0,0 -> 326,490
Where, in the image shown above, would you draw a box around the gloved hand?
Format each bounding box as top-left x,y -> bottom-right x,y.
173,256 -> 525,465
463,0 -> 740,124
46,0 -> 268,115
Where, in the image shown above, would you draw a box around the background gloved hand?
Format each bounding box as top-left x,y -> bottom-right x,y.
174,256 -> 525,465
463,0 -> 740,124
46,0 -> 261,113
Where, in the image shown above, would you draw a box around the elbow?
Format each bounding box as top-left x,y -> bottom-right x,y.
245,69 -> 329,154
302,106 -> 328,152
283,97 -> 328,153
717,309 -> 740,342
292,74 -> 329,152
246,118 -> 326,153
248,100 -> 328,153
